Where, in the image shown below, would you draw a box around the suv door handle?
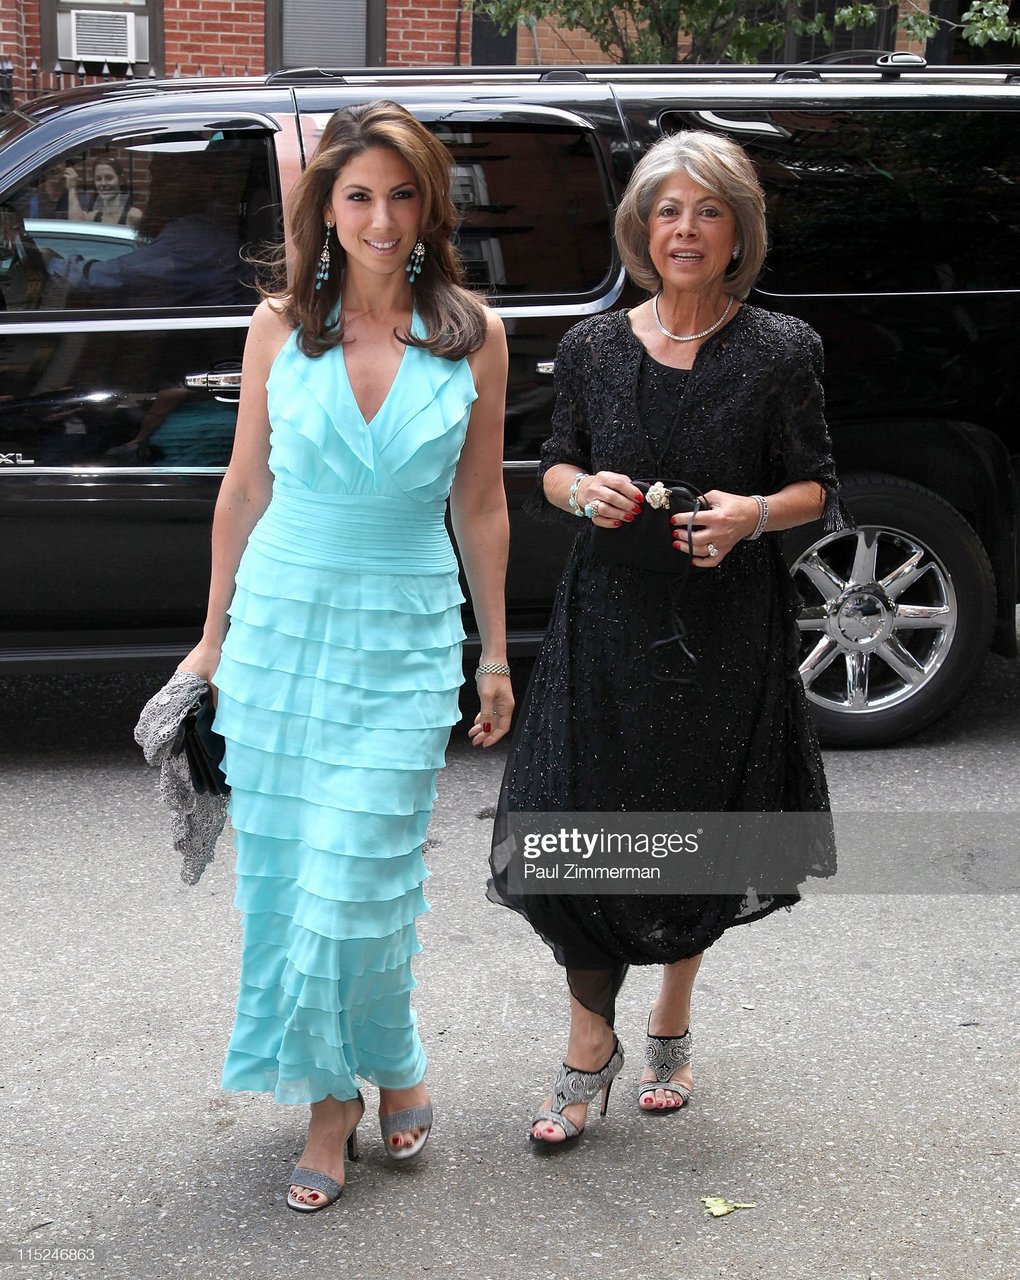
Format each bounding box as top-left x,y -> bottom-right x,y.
185,371 -> 243,389
185,369 -> 242,403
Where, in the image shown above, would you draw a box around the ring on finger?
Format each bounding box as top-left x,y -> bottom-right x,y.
585,499 -> 601,520
707,542 -> 719,558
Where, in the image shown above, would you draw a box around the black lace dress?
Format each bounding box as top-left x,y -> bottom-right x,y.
487,304 -> 851,1025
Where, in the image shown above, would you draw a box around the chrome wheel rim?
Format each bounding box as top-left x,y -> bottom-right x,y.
790,524 -> 958,717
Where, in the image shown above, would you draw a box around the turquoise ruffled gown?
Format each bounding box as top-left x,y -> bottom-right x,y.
214,316 -> 477,1104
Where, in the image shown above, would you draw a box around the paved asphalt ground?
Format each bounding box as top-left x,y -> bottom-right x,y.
1,650 -> 1017,1280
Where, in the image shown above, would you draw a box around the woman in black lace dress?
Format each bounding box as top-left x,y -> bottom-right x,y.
488,131 -> 850,1149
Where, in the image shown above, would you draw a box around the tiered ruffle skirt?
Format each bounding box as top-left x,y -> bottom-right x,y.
215,487 -> 464,1104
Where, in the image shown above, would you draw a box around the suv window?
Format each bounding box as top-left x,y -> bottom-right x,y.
0,130 -> 279,312
719,109 -> 1020,295
436,123 -> 612,297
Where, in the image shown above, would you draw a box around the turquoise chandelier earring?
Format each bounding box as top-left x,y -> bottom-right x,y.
315,222 -> 332,291
406,237 -> 425,283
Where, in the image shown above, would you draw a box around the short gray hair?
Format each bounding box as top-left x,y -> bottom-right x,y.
614,131 -> 766,298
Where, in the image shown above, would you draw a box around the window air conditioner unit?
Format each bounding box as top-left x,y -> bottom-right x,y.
71,9 -> 137,63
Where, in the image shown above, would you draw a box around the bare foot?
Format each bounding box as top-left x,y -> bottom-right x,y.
289,1094 -> 363,1208
379,1081 -> 432,1155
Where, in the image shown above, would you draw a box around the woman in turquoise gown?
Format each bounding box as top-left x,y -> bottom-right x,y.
179,102 -> 512,1211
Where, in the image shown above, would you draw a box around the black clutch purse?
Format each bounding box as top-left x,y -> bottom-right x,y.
591,479 -> 704,574
172,688 -> 229,796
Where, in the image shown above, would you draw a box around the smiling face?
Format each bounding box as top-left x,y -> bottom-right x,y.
92,163 -> 121,196
647,172 -> 738,296
324,145 -> 421,282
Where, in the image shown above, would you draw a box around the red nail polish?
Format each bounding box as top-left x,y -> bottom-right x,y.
483,722 -> 492,734
624,514 -> 635,522
632,505 -> 642,515
634,492 -> 644,503
614,520 -> 622,527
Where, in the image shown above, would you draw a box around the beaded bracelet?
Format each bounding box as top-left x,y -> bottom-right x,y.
475,662 -> 511,678
567,471 -> 588,517
745,494 -> 769,541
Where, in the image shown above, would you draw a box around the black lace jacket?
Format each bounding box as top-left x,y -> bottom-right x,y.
531,303 -> 849,533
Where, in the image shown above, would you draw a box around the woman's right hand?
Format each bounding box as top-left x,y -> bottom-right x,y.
177,639 -> 222,690
577,470 -> 644,527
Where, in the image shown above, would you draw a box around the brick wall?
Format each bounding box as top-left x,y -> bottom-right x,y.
514,20 -> 615,66
895,0 -> 929,54
0,0 -> 266,104
0,0 -> 40,103
513,12 -> 700,65
163,0 -> 264,77
387,1 -> 470,66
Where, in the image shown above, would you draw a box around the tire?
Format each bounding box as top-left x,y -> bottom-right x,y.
782,473 -> 996,747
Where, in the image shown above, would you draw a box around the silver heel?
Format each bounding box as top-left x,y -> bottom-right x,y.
530,1038 -> 624,1150
287,1091 -> 365,1213
637,1026 -> 693,1114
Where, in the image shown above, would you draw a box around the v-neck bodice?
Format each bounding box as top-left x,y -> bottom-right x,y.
339,316 -> 414,427
265,319 -> 478,504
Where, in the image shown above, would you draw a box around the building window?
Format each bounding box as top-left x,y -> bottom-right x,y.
266,0 -> 386,70
41,0 -> 164,77
778,2 -> 898,61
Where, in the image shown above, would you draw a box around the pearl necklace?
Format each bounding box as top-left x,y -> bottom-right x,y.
652,293 -> 733,342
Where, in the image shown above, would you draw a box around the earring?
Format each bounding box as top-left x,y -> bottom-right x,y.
405,237 -> 425,283
731,243 -> 742,260
315,222 -> 332,291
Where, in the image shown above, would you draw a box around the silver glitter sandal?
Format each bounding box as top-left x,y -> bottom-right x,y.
380,1102 -> 433,1163
287,1092 -> 364,1212
530,1038 -> 624,1151
637,1026 -> 693,1114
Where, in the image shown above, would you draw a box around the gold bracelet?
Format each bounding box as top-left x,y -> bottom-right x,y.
475,662 -> 511,678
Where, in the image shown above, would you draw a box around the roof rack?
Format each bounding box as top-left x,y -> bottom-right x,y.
264,59 -> 1020,88
262,58 -> 1018,90
781,50 -> 929,81
804,48 -> 906,66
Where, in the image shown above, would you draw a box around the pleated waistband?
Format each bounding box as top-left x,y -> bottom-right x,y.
250,487 -> 458,574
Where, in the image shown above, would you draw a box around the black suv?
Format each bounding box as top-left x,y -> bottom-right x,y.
1,58 -> 1018,746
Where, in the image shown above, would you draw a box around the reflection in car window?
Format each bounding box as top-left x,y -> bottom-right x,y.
300,117 -> 612,298
434,124 -> 612,297
730,110 -> 1020,295
0,131 -> 281,312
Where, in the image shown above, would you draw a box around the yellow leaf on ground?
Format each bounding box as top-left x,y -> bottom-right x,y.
701,1196 -> 757,1217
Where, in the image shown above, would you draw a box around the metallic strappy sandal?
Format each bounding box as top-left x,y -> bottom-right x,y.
287,1091 -> 364,1212
380,1102 -> 433,1163
637,1026 -> 693,1114
530,1038 -> 624,1151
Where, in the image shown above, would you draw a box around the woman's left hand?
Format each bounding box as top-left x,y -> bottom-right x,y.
670,489 -> 759,566
468,673 -> 515,748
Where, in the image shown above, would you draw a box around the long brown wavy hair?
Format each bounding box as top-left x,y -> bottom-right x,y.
268,100 -> 487,361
